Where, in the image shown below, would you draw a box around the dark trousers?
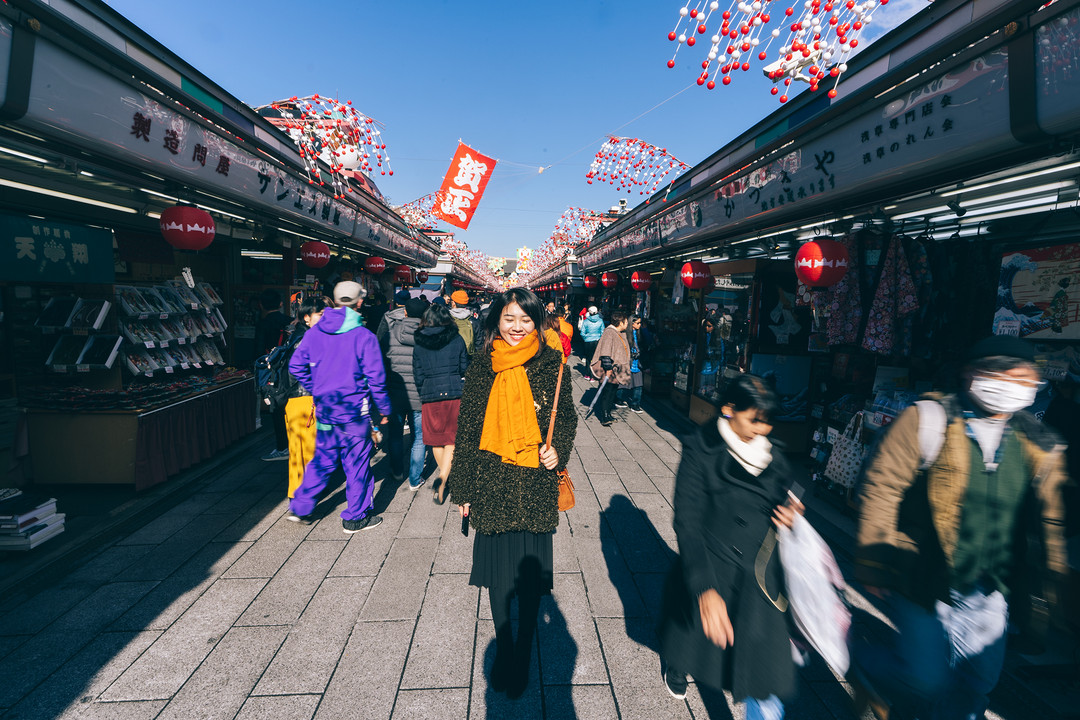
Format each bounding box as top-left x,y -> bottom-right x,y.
598,379 -> 618,420
583,341 -> 599,374
271,405 -> 288,451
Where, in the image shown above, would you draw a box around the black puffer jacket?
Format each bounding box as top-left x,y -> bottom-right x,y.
377,308 -> 421,413
413,325 -> 470,403
447,344 -> 577,535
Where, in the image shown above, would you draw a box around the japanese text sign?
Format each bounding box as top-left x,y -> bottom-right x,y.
1,214 -> 114,283
434,143 -> 496,230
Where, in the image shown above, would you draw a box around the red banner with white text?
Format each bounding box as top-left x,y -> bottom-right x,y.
433,142 -> 496,230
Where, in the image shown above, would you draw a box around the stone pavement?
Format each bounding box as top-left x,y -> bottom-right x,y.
0,360 -> 1044,720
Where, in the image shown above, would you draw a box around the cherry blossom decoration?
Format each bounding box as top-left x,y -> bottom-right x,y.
528,208 -> 605,281
396,191 -> 445,229
586,138 -> 690,197
666,0 -> 888,102
255,95 -> 393,199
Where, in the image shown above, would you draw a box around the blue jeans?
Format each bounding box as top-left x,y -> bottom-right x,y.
628,380 -> 643,407
385,410 -> 426,487
853,586 -> 1008,720
746,695 -> 783,720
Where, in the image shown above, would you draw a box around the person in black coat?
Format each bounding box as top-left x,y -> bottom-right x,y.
413,304 -> 470,504
658,374 -> 804,719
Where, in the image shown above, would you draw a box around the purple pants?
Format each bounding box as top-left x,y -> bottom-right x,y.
290,421 -> 375,521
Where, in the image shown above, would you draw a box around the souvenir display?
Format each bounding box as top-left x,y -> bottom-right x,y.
174,344 -> 203,367
120,319 -> 156,345
154,285 -> 190,315
168,280 -> 203,309
196,282 -> 224,305
159,318 -> 188,341
77,335 -> 123,368
146,347 -> 179,369
46,336 -> 89,367
211,307 -> 229,332
35,296 -> 79,328
124,348 -> 160,375
66,299 -> 112,331
195,339 -> 224,365
178,314 -> 204,338
139,287 -> 173,315
115,286 -> 155,316
192,314 -> 217,336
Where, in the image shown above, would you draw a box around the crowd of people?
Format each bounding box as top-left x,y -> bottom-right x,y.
253,283 -> 1070,717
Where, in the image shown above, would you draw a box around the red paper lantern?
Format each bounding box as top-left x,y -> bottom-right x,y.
416,270 -> 429,283
159,205 -> 215,251
630,271 -> 652,291
394,264 -> 413,283
794,238 -> 849,287
583,275 -> 599,290
558,282 -> 567,291
300,241 -> 331,268
601,271 -> 619,288
681,260 -> 712,289
364,256 -> 386,275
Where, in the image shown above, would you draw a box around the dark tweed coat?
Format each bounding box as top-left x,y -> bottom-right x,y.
447,342 -> 578,535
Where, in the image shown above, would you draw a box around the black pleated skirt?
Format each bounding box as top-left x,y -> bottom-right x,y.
469,530 -> 554,595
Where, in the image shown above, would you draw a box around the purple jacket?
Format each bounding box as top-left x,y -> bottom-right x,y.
288,307 -> 391,426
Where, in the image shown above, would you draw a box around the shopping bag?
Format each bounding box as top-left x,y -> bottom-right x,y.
777,513 -> 851,676
823,411 -> 867,489
546,363 -> 575,511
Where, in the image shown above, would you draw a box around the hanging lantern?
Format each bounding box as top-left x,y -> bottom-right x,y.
630,271 -> 652,291
681,260 -> 712,289
394,264 -> 413,283
583,275 -> 599,290
558,281 -> 566,291
159,205 -> 215,251
416,270 -> 429,284
794,238 -> 850,288
299,241 -> 331,268
601,271 -> 620,288
364,256 -> 386,275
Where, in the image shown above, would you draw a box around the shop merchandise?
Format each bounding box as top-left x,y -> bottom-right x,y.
66,299 -> 111,331
139,287 -> 173,315
168,280 -> 203,309
146,347 -> 179,369
115,286 -> 155,316
124,348 -> 160,375
154,285 -> 189,315
823,411 -> 868,489
196,282 -> 224,305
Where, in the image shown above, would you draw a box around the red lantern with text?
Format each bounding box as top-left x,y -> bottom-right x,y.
364,256 -> 386,275
416,270 -> 429,284
300,241 -> 331,268
394,264 -> 413,283
681,260 -> 712,290
159,205 -> 215,251
794,238 -> 849,288
559,282 -> 567,291
630,271 -> 652,291
583,275 -> 599,290
601,272 -> 619,289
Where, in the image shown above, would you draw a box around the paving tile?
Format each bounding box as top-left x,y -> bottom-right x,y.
538,574 -> 607,686
562,483 -> 611,540
202,487 -> 278,516
596,617 -> 691,719
327,512 -> 404,577
59,544 -> 156,587
574,538 -> 647,619
432,506 -> 475,575
223,516 -> 313,579
63,700 -> 168,720
552,524 -> 579,573
114,509 -> 195,547
601,496 -> 672,574
254,576 -> 373,695
236,539 -> 346,626
391,688 -> 469,720
114,513 -> 236,581
214,494 -> 289,543
358,538 -> 438,621
685,683 -> 745,720
101,578 -> 266,701
380,478 -> 421,516
401,574 -> 479,689
234,695 -> 320,720
301,495 -> 350,541
610,459 -> 659,494
156,625 -> 288,720
314,620 -> 413,720
630,492 -> 677,553
542,684 -> 619,720
398,489 -> 451,538
0,585 -> 95,636
469,619 -> 542,720
0,633 -> 27,662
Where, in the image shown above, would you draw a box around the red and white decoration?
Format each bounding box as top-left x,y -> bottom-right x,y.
586,138 -> 690,197
364,256 -> 386,275
794,237 -> 849,287
583,275 -> 600,290
681,260 -> 713,289
433,142 -> 497,230
394,264 -> 413,283
601,271 -> 620,289
300,240 -> 331,268
416,270 -> 429,284
631,271 -> 653,291
665,0 -> 888,102
159,206 -> 215,251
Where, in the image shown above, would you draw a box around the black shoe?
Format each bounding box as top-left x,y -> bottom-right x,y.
630,405 -> 644,414
664,668 -> 688,700
600,418 -> 613,427
342,515 -> 383,534
286,512 -> 313,525
614,401 -> 629,409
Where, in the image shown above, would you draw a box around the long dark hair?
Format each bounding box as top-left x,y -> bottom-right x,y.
483,288 -> 547,360
420,303 -> 454,329
721,373 -> 779,419
298,296 -> 328,319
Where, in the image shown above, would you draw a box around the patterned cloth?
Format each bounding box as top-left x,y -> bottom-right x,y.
862,235 -> 919,355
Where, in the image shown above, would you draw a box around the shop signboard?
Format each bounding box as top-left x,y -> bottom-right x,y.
994,243 -> 1080,340
0,214 -> 114,283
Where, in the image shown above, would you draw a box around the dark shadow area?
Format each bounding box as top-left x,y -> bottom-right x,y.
578,387 -> 597,409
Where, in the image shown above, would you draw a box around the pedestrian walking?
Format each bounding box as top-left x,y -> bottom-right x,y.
283,296 -> 327,498
658,374 -> 802,718
545,313 -> 571,363
590,310 -> 630,426
449,289 -> 476,354
850,335 -> 1069,720
559,302 -> 574,359
256,288 -> 292,461
377,296 -> 429,490
448,288 -> 577,699
286,281 -> 391,533
578,305 -> 605,380
624,314 -> 650,414
413,303 -> 470,505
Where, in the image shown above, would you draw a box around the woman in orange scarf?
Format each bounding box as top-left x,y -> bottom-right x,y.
448,288 -> 578,699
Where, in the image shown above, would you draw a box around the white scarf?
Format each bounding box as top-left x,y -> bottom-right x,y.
717,417 -> 773,476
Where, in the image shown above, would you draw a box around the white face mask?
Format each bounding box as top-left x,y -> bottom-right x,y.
968,377 -> 1037,415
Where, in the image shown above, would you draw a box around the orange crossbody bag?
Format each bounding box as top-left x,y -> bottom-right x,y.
544,362 -> 575,512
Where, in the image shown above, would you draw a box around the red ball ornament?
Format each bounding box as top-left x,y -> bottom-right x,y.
630,271 -> 653,291
416,270 -> 429,284
159,205 -> 215,251
583,275 -> 600,290
667,59 -> 676,68
300,240 -> 331,268
364,256 -> 386,275
794,238 -> 850,287
681,260 -> 712,289
668,31 -> 677,40
601,271 -> 620,288
394,264 -> 413,283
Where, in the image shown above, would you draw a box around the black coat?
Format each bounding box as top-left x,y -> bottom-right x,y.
377,308 -> 422,412
658,420 -> 796,703
412,325 -> 470,403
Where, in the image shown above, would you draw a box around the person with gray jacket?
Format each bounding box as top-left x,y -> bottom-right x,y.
378,297 -> 429,490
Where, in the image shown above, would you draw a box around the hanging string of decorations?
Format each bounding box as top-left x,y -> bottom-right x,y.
254,94 -> 393,199
396,191 -> 446,229
665,0 -> 888,102
586,137 -> 690,197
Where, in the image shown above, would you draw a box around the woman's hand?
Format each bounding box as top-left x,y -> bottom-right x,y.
539,444 -> 559,470
458,503 -> 470,518
772,492 -> 805,530
698,589 -> 734,648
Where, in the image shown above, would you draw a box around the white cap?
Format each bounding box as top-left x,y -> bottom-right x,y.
333,280 -> 367,305
588,306 -> 598,315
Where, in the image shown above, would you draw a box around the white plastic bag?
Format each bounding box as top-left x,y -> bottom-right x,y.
777,513 -> 851,676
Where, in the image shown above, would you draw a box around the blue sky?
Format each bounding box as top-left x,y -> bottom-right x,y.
103,0 -> 927,260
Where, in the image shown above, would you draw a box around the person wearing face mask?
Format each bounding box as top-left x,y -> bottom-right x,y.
850,335 -> 1070,720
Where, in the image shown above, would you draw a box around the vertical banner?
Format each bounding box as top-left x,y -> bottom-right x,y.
434,142 -> 496,230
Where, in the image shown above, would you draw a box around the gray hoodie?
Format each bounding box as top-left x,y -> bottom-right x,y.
377,307 -> 422,412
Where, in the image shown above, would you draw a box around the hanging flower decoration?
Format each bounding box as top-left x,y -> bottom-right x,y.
396,191 -> 446,229
528,207 -> 605,281
665,0 -> 887,102
586,138 -> 690,197
255,95 -> 393,199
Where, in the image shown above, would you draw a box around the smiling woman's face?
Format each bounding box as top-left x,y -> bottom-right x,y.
498,302 -> 535,346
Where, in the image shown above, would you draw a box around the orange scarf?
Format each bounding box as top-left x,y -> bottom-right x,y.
479,330 -> 562,467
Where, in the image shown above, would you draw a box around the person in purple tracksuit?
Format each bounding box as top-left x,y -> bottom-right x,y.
287,281 -> 391,533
